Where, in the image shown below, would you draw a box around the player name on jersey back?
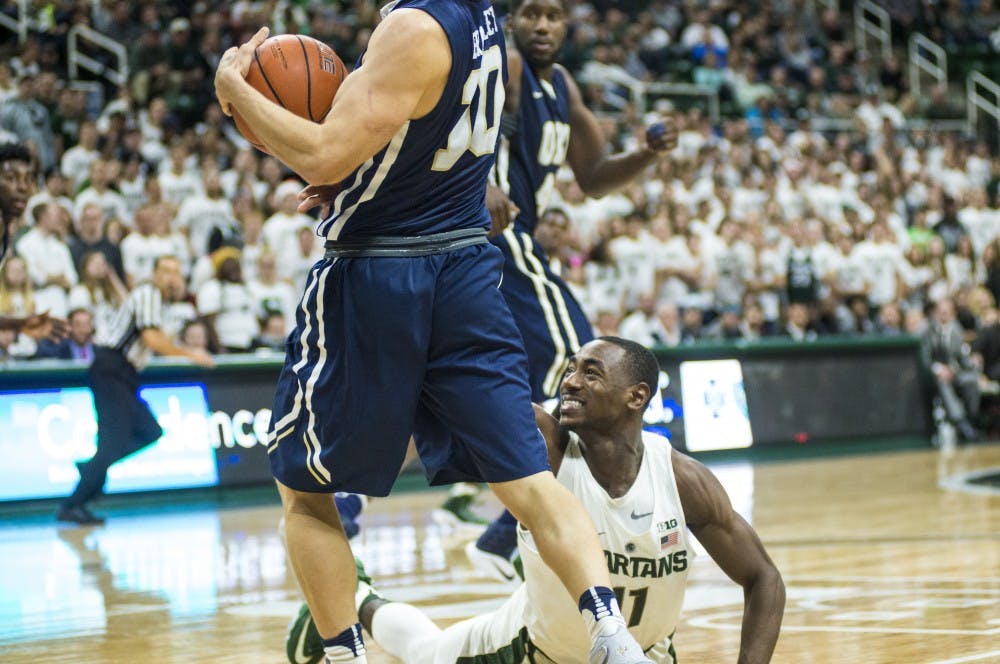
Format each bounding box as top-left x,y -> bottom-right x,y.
472,5 -> 499,57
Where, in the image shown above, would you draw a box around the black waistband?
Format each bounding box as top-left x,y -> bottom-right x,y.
324,228 -> 488,258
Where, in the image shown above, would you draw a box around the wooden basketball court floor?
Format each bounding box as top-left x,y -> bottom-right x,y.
2,443 -> 998,664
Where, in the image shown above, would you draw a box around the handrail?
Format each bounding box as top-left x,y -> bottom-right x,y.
967,72 -> 1000,151
644,82 -> 720,123
67,24 -> 129,87
908,33 -> 948,100
579,63 -> 720,123
0,0 -> 30,44
855,0 -> 892,61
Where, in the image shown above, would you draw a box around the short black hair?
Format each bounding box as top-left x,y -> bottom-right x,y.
596,336 -> 660,408
0,142 -> 32,167
508,0 -> 571,14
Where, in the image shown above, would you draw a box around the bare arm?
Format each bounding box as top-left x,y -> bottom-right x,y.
0,312 -> 68,340
140,327 -> 215,367
674,452 -> 785,663
0,315 -> 25,332
215,14 -> 451,185
562,65 -> 676,198
531,403 -> 569,473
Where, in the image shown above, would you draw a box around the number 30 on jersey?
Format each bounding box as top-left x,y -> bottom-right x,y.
433,45 -> 504,171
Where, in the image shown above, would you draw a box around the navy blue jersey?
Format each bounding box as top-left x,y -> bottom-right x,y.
318,0 -> 506,240
495,61 -> 570,235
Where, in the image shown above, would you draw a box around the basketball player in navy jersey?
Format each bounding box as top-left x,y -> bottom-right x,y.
0,142 -> 66,339
289,338 -> 785,664
467,0 -> 679,578
215,3 -> 655,664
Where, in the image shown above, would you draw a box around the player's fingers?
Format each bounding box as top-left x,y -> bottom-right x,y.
297,195 -> 321,213
251,26 -> 270,46
218,46 -> 239,67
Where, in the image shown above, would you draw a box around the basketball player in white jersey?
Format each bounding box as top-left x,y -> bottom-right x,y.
291,337 -> 785,663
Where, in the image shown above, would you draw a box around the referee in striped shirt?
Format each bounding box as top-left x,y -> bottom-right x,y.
58,255 -> 215,525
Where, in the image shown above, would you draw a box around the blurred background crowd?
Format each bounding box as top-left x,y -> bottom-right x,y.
1,0 -> 999,432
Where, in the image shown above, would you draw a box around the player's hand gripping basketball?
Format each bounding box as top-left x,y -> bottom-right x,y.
215,26 -> 271,117
645,116 -> 679,154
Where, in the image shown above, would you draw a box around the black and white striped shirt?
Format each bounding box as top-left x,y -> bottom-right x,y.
95,282 -> 163,369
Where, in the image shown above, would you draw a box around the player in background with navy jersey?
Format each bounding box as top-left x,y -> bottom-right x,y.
215,2 -> 656,663
0,143 -> 66,339
460,0 -> 680,579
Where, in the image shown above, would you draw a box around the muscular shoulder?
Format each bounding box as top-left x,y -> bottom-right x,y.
369,8 -> 450,66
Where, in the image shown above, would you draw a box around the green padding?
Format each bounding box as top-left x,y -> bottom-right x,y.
456,626 -> 531,664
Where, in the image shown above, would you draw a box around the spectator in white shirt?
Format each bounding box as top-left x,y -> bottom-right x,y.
239,206 -> 265,283
117,154 -> 148,222
120,203 -> 176,288
73,159 -> 129,227
68,250 -> 128,337
174,168 -> 237,258
157,141 -> 203,209
196,247 -> 259,352
15,201 -> 77,317
248,250 -> 298,333
618,291 -> 661,347
25,167 -> 73,219
60,120 -> 99,192
680,9 -> 729,55
138,96 -> 169,166
281,224 -> 325,294
263,179 -> 314,257
220,147 -> 267,206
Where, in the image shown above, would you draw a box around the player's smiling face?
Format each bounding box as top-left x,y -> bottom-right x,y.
559,341 -> 630,428
511,0 -> 567,70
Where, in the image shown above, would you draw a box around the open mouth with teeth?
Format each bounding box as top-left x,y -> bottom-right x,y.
560,396 -> 584,413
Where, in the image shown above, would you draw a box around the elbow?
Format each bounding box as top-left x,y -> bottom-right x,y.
578,177 -> 608,199
297,152 -> 341,187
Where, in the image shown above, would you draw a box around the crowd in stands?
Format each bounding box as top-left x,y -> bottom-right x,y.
1,0 -> 1000,430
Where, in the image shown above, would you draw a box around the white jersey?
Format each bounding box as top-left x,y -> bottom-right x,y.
520,431 -> 692,663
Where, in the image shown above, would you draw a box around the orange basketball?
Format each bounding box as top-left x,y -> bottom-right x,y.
232,34 -> 347,153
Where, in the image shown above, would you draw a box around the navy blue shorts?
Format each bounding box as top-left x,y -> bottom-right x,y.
267,242 -> 550,496
493,227 -> 594,400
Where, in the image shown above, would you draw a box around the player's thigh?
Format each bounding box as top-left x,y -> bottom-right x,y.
268,258 -> 433,495
416,244 -> 549,485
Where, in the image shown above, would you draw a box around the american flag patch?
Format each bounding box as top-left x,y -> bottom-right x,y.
660,531 -> 679,549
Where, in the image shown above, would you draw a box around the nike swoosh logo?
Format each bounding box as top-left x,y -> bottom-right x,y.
293,612 -> 313,664
631,510 -> 653,519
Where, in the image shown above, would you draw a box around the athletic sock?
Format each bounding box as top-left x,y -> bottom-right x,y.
447,482 -> 481,498
322,624 -> 366,663
334,493 -> 367,521
494,509 -> 517,527
578,586 -> 627,640
370,601 -> 442,662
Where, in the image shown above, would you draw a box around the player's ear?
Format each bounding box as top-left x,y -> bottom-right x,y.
627,383 -> 650,413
